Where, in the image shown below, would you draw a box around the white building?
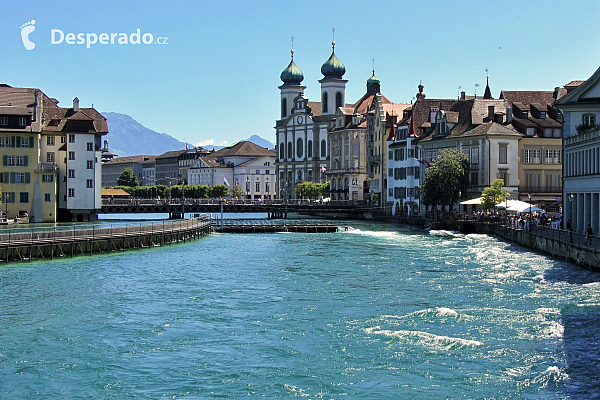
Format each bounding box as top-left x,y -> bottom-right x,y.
187,141 -> 276,200
555,66 -> 600,234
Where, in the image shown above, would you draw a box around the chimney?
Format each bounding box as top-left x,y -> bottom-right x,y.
103,139 -> 109,152
73,97 -> 79,112
506,107 -> 513,123
460,91 -> 466,100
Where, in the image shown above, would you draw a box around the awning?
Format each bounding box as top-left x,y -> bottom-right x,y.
460,197 -> 482,205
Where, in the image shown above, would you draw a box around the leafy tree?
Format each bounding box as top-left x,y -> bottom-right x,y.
230,185 -> 243,199
117,168 -> 139,187
208,184 -> 229,199
481,179 -> 507,210
421,148 -> 470,211
295,182 -> 330,199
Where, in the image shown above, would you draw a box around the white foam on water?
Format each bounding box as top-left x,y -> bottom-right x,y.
365,326 -> 483,350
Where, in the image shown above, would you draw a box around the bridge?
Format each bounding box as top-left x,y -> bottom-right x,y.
100,199 -> 377,219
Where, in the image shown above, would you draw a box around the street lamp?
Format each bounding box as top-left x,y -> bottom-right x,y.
528,193 -> 532,230
246,176 -> 249,201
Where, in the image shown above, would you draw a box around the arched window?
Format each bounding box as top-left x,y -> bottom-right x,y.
321,140 -> 326,158
344,177 -> 349,188
307,140 -> 313,158
335,92 -> 342,108
279,143 -> 285,160
332,178 -> 337,190
322,92 -> 328,113
287,142 -> 292,160
296,138 -> 303,158
281,98 -> 287,118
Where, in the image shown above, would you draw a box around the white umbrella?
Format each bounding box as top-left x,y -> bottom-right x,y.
460,197 -> 482,205
496,199 -> 544,213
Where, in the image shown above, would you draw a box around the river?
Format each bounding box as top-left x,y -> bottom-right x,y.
1,219 -> 599,398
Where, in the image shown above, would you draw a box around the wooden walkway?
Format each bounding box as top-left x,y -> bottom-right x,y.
0,218 -> 212,264
213,219 -> 341,233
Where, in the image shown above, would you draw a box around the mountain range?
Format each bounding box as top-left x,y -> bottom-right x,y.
101,112 -> 274,156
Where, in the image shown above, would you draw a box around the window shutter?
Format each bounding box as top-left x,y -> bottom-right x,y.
25,173 -> 30,184
11,137 -> 15,148
29,137 -> 34,148
16,137 -> 21,147
23,156 -> 28,167
2,172 -> 7,183
2,155 -> 6,166
10,172 -> 15,183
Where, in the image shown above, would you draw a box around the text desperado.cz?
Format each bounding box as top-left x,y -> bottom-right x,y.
51,29 -> 167,48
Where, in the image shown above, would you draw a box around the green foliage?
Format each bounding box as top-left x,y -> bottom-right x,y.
295,181 -> 330,199
208,184 -> 229,199
230,184 -> 243,199
116,168 -> 139,187
421,149 -> 470,208
481,179 -> 507,210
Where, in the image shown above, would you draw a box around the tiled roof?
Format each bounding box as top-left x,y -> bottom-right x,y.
156,149 -> 187,159
104,155 -> 155,164
499,91 -> 555,106
307,101 -> 321,117
564,80 -> 585,87
351,92 -> 392,114
212,140 -> 276,157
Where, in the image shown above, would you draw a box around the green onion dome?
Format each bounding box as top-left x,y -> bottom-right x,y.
280,49 -> 304,85
321,41 -> 346,79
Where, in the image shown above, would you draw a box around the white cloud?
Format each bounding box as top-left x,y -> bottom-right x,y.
194,139 -> 228,147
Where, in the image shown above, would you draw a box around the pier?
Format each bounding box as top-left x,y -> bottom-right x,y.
213,219 -> 341,233
0,218 -> 212,263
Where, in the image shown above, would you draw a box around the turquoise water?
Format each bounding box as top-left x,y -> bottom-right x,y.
1,221 -> 599,399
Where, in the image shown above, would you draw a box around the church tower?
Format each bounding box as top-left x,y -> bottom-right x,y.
279,46 -> 305,120
319,35 -> 347,115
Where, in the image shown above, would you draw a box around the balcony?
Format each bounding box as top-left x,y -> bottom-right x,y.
38,163 -> 58,172
564,128 -> 600,147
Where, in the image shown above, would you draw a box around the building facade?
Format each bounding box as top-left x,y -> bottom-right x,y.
555,66 -> 600,234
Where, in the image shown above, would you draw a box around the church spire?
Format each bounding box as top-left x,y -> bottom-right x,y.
483,69 -> 493,99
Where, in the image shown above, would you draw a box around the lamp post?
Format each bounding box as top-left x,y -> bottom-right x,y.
528,193 -> 532,230
568,192 -> 574,230
246,176 -> 249,201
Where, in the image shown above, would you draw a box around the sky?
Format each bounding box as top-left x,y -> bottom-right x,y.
3,0 -> 600,149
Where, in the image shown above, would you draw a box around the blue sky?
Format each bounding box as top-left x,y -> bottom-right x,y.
3,0 -> 600,149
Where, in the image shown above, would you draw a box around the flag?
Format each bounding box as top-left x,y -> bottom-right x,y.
321,166 -> 327,173
416,157 -> 431,167
223,176 -> 230,187
234,177 -> 239,186
185,143 -> 189,150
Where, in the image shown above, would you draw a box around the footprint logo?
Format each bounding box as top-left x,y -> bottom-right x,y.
20,20 -> 36,50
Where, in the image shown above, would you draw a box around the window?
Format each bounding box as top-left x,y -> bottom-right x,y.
20,137 -> 30,148
42,174 -> 53,182
86,179 -> 93,188
544,149 -> 561,164
256,169 -> 261,175
335,92 -> 343,108
19,117 -> 26,126
265,170 -> 270,175
388,168 -> 393,177
498,171 -> 507,185
68,151 -> 75,160
389,151 -> 393,160
44,193 -> 51,202
14,173 -> 27,183
4,155 -> 26,166
499,144 -> 507,164
533,149 -> 541,164
287,142 -> 292,159
544,128 -> 552,138
2,192 -> 15,203
526,127 -> 535,136
255,182 -> 260,192
46,152 -> 55,163
279,143 -> 285,160
307,140 -> 312,158
87,160 -> 93,169
19,192 -> 29,203
0,117 -> 7,126
540,111 -> 546,119
69,134 -> 76,143
68,169 -> 75,178
583,114 -> 596,126
321,140 -> 326,158
61,136 -> 66,143
265,182 -> 271,193
322,92 -> 328,113
68,188 -> 75,197
281,98 -> 287,118
47,136 -> 55,146
470,172 -> 478,185
87,142 -> 94,151
0,137 -> 9,147
296,138 -> 303,158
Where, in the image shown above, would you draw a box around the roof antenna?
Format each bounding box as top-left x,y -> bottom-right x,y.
457,86 -> 461,100
372,58 -> 375,76
290,36 -> 294,59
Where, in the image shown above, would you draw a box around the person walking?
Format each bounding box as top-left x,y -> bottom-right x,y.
586,224 -> 594,246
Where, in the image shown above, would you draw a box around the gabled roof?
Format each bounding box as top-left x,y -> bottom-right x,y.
103,155 -> 155,165
212,141 -> 275,157
351,92 -> 392,114
156,149 -> 187,159
555,66 -> 600,105
500,91 -> 556,107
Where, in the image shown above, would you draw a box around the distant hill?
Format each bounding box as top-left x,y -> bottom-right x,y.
246,134 -> 274,150
102,112 -> 186,156
102,112 -> 274,156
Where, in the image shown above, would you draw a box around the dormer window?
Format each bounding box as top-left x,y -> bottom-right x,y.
540,111 -> 546,119
0,117 -> 7,126
297,101 -> 304,109
19,117 -> 26,126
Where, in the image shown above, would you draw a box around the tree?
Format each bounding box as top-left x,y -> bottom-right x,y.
208,184 -> 229,199
117,168 -> 139,187
481,179 -> 507,210
294,182 -> 330,200
421,148 -> 470,212
230,184 -> 243,199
